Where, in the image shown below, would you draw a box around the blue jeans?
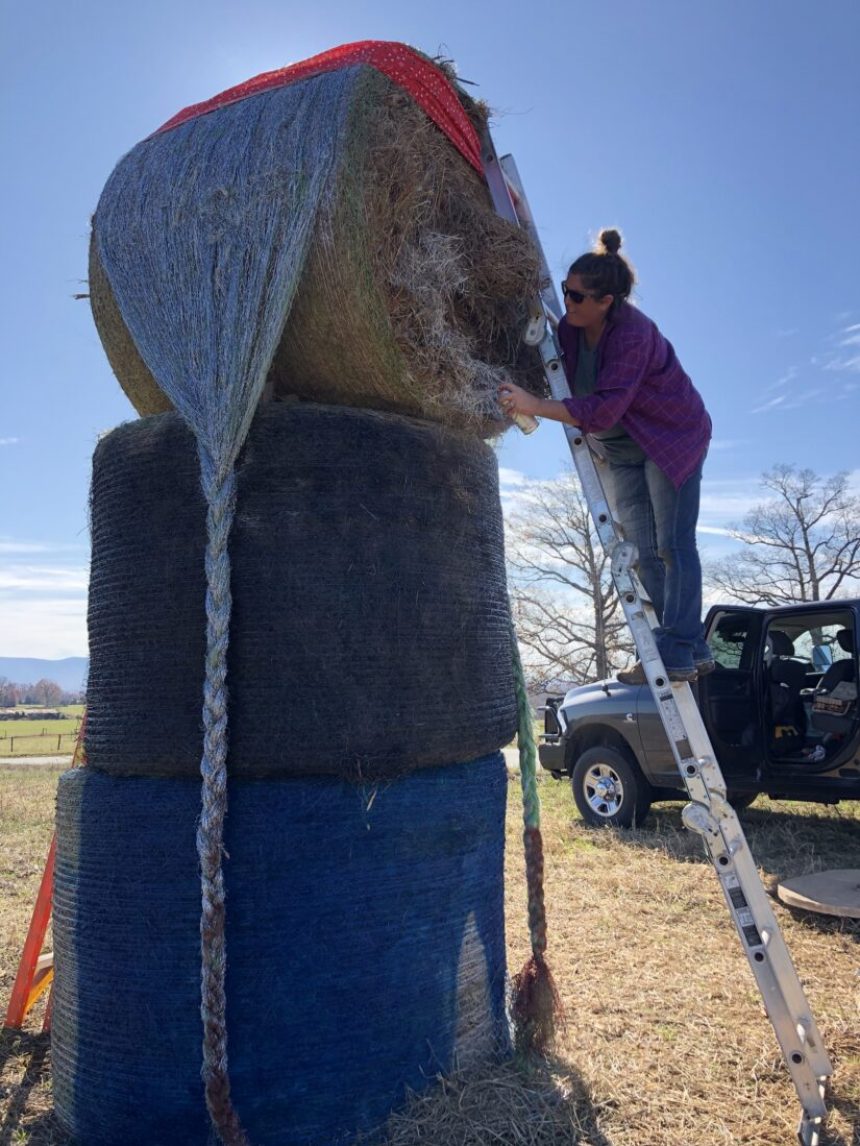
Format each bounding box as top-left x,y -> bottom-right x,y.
605,455 -> 709,672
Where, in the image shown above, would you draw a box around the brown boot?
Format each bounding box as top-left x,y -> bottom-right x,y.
617,661 -> 698,685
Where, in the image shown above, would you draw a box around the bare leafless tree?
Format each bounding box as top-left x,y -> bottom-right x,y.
0,677 -> 21,708
506,467 -> 634,684
30,678 -> 64,707
707,465 -> 860,605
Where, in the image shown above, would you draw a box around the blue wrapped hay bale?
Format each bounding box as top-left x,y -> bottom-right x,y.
52,755 -> 510,1145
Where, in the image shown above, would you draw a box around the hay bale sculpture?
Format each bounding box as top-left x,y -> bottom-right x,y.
53,40 -> 558,1145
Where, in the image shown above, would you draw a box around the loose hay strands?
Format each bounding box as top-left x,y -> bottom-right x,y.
92,70 -> 363,1145
374,1058 -> 595,1145
271,68 -> 545,434
510,628 -> 562,1055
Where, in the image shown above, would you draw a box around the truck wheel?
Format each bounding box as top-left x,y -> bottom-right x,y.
571,745 -> 652,828
726,791 -> 757,811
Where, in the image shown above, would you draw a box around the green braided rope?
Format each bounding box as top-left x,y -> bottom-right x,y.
510,623 -> 559,1051
511,630 -> 545,960
511,630 -> 541,833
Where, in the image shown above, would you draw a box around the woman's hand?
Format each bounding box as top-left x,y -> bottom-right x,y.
498,381 -> 580,429
498,381 -> 541,418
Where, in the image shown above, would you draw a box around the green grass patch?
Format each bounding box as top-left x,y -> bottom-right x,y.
0,717 -> 82,757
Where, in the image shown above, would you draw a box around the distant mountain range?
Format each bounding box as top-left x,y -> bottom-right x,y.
0,657 -> 89,692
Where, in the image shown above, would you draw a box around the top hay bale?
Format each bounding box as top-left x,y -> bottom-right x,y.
89,43 -> 545,437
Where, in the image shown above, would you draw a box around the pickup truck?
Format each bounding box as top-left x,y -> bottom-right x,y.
538,599 -> 860,826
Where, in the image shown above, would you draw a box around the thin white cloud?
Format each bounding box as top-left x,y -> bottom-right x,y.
785,387 -> 824,408
0,437 -> 19,447
751,393 -> 787,414
820,320 -> 860,372
751,319 -> 860,414
699,479 -> 763,522
0,538 -> 89,555
752,383 -> 831,415
0,597 -> 87,659
505,470 -> 767,528
762,368 -> 796,394
0,565 -> 89,593
0,541 -> 52,555
697,525 -> 734,537
0,542 -> 89,655
825,353 -> 860,373
709,438 -> 751,452
498,466 -> 528,487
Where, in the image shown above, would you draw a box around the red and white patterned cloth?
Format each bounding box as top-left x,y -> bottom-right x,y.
154,40 -> 483,174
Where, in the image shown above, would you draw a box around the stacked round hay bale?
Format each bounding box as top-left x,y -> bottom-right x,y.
88,52 -> 545,433
54,41 -> 551,1146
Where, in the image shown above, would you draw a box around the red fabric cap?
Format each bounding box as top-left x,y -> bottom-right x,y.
154,40 -> 483,174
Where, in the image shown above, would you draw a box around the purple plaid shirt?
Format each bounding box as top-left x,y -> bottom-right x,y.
558,302 -> 711,488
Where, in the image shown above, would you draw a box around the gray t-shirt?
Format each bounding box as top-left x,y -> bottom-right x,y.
573,336 -> 646,464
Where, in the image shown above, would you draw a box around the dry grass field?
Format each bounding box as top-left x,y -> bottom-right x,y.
1,764 -> 857,1145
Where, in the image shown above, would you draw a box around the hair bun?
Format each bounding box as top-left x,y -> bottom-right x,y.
598,228 -> 622,256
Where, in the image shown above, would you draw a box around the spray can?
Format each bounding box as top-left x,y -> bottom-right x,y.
511,411 -> 540,435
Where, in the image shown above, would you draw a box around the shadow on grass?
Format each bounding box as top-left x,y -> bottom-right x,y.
825,1093 -> 860,1146
375,1050 -> 615,1146
819,1023 -> 860,1146
532,1051 -> 615,1146
569,801 -> 860,943
600,800 -> 860,871
0,1028 -> 67,1146
778,902 -> 860,944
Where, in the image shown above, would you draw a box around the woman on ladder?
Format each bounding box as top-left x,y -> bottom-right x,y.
498,228 -> 713,683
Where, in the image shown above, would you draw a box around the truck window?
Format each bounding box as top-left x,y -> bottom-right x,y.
792,621 -> 853,669
708,612 -> 753,670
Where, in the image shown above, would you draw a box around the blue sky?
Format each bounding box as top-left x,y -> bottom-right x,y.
2,1 -> 858,658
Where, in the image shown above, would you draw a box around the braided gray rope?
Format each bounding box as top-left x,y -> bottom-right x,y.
196,457 -> 246,1142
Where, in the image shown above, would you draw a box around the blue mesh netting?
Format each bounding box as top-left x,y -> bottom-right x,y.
52,755 -> 510,1145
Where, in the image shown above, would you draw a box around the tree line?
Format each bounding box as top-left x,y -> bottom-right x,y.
0,678 -> 85,708
508,464 -> 860,690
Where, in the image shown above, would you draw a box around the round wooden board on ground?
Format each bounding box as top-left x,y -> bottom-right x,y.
777,868 -> 860,918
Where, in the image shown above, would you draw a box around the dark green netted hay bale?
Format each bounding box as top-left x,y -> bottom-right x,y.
86,402 -> 519,779
89,65 -> 545,435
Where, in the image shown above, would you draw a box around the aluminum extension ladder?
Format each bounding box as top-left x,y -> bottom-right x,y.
481,129 -> 832,1145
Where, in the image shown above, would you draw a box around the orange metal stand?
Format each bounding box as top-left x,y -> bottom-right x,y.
4,836 -> 56,1030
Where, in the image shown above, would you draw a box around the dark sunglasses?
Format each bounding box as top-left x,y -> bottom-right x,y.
561,282 -> 601,304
